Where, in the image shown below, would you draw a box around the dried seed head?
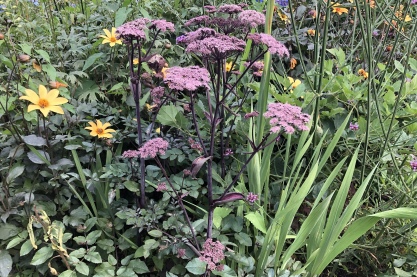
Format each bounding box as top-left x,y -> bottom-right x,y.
18,54 -> 31,63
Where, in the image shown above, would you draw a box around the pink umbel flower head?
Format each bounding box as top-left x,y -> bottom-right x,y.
199,239 -> 225,271
150,86 -> 165,105
164,66 -> 210,91
238,10 -> 266,28
138,138 -> 169,159
122,150 -> 141,159
217,4 -> 243,14
248,33 -> 289,58
181,28 -> 217,45
264,103 -> 311,134
116,18 -> 150,40
186,34 -> 246,60
185,15 -> 210,27
149,19 -> 175,33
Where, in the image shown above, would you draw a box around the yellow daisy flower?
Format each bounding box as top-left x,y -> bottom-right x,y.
225,61 -> 233,72
307,29 -> 316,36
99,28 -> 122,47
85,120 -> 116,138
332,4 -> 348,15
19,85 -> 68,117
133,58 -> 140,65
358,69 -> 369,79
288,77 -> 301,90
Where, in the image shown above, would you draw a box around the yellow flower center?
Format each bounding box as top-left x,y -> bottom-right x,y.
110,37 -> 116,43
38,99 -> 49,108
96,128 -> 104,134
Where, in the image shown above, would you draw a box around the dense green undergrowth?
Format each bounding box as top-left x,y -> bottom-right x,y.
1,0 -> 417,276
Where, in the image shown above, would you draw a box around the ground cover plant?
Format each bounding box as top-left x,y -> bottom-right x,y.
2,0 -> 417,276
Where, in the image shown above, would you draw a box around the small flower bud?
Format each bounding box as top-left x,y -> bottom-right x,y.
18,54 -> 31,63
0,33 -> 4,40
165,43 -> 171,49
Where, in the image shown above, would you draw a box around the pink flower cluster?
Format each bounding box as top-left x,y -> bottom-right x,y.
138,138 -> 169,159
149,19 -> 175,33
122,150 -> 141,159
156,182 -> 167,192
248,33 -> 289,58
199,239 -> 225,271
217,4 -> 243,14
238,10 -> 265,28
186,34 -> 246,59
264,103 -> 311,134
246,192 -> 258,203
151,86 -> 165,105
410,155 -> 417,171
188,138 -> 203,152
164,66 -> 210,91
349,122 -> 359,131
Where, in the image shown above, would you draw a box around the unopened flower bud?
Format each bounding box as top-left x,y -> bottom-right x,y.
165,43 -> 171,49
0,33 -> 4,40
18,54 -> 31,63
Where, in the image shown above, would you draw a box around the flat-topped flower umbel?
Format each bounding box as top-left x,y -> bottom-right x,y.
164,66 -> 210,91
19,85 -> 68,117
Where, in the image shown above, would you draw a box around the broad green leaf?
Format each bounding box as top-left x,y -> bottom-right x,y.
245,211 -> 267,234
75,261 -> 89,276
123,181 -> 139,192
234,232 -> 252,247
85,230 -> 102,245
0,223 -> 20,240
213,207 -> 232,229
157,105 -> 178,126
0,250 -> 12,277
22,135 -> 47,146
20,240 -> 34,256
115,7 -> 132,27
19,43 -> 32,55
6,165 -> 24,184
82,53 -> 103,72
6,230 -> 28,249
185,258 -> 206,275
58,270 -> 77,277
30,246 -> 53,265
84,250 -> 102,264
42,64 -> 57,81
148,230 -> 163,238
36,49 -> 51,63
129,259 -> 150,274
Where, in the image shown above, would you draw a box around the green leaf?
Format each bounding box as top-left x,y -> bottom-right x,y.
115,7 -> 133,27
58,270 -> 77,277
383,90 -> 396,105
30,246 -> 53,265
20,240 -> 34,256
0,223 -> 20,240
157,105 -> 179,126
42,64 -> 57,81
75,261 -> 89,276
83,53 -> 103,71
85,230 -> 102,245
394,60 -> 405,72
234,232 -> 252,247
213,207 -> 232,229
245,211 -> 267,234
6,230 -> 28,249
148,230 -> 163,238
123,181 -> 139,192
27,150 -> 50,164
84,250 -> 102,264
22,135 -> 47,146
129,259 -> 150,274
185,258 -> 207,275
6,165 -> 24,184
0,250 -> 12,277
36,49 -> 51,63
19,43 -> 32,55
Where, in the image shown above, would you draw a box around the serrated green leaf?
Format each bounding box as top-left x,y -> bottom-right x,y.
157,105 -> 178,126
245,211 -> 267,234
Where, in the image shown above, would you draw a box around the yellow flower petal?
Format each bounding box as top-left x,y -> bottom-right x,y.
39,85 -> 48,99
47,105 -> 65,115
103,29 -> 111,38
20,89 -> 39,104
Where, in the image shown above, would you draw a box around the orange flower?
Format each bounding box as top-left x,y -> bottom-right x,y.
32,60 -> 42,72
358,69 -> 368,79
289,58 -> 297,70
49,81 -> 68,89
307,29 -> 316,36
332,4 -> 348,15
